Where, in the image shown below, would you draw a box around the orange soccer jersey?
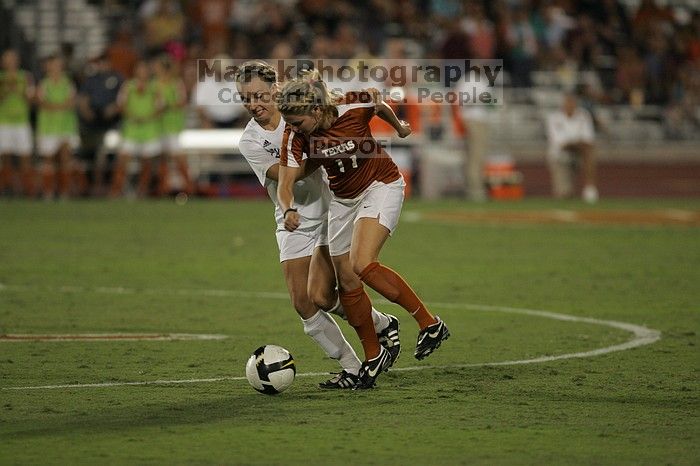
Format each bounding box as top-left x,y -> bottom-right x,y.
280,91 -> 400,199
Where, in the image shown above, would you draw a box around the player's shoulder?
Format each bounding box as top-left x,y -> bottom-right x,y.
239,119 -> 264,150
339,90 -> 375,107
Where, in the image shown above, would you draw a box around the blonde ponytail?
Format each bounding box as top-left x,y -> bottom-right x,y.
276,70 -> 342,129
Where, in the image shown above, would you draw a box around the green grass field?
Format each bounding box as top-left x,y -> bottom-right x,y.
1,198 -> 698,465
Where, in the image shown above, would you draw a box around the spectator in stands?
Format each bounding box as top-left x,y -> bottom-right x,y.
457,72 -> 492,202
0,49 -> 35,197
545,93 -> 598,203
77,52 -> 123,194
110,60 -> 162,197
144,0 -> 185,57
36,54 -> 81,200
106,24 -> 139,79
615,45 -> 646,106
462,1 -> 496,59
153,55 -> 193,196
193,55 -> 246,128
504,7 -> 538,88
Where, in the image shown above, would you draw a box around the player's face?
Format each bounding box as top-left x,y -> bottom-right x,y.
282,110 -> 319,135
238,77 -> 277,125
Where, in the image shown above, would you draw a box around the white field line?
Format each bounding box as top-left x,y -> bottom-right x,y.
0,284 -> 661,391
0,333 -> 228,342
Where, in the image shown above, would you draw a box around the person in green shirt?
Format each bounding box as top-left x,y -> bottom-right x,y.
153,55 -> 193,196
36,54 -> 80,199
0,49 -> 35,196
110,60 -> 162,198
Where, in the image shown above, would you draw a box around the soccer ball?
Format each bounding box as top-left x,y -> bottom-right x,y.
245,345 -> 296,394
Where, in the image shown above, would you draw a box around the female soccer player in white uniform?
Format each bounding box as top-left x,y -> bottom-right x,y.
234,61 -> 399,389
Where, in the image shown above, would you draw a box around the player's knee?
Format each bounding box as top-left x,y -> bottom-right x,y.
308,287 -> 333,311
350,256 -> 371,278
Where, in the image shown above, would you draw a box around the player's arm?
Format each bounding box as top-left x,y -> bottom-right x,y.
278,127 -> 307,232
374,96 -> 411,138
278,164 -> 302,232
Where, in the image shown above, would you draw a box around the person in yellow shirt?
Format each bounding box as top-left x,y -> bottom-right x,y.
36,54 -> 80,199
0,49 -> 35,196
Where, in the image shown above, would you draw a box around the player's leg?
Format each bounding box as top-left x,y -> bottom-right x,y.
110,150 -> 130,198
56,141 -> 73,198
577,142 -> 598,203
18,155 -> 35,197
548,155 -> 574,199
136,156 -> 153,197
16,126 -> 35,197
310,243 -> 399,361
351,178 -> 450,360
309,244 -> 386,325
328,196 -> 392,388
174,154 -> 193,195
279,231 -> 362,387
156,152 -> 170,197
0,153 -> 13,194
38,136 -> 58,200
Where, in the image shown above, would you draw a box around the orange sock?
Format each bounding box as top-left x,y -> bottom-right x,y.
110,163 -> 127,197
41,167 -> 55,197
0,163 -> 12,191
359,262 -> 437,330
20,166 -> 35,196
157,159 -> 169,196
339,285 -> 381,359
176,158 -> 193,194
57,170 -> 71,196
137,161 -> 152,196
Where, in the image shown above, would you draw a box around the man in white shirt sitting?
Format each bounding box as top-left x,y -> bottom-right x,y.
545,93 -> 598,203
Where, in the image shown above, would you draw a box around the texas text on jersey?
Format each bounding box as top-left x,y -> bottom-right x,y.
281,91 -> 400,199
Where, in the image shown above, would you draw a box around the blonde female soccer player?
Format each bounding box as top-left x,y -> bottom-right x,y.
277,71 -> 450,388
234,61 -> 400,389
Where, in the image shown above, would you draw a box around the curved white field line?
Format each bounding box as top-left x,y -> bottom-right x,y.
0,284 -> 661,391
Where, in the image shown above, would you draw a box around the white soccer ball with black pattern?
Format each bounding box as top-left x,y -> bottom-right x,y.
245,345 -> 296,394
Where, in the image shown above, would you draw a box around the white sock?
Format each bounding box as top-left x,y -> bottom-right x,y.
302,310 -> 361,375
371,307 -> 390,333
326,297 -> 346,319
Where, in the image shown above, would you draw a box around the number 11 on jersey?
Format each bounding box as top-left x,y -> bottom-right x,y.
335,155 -> 358,173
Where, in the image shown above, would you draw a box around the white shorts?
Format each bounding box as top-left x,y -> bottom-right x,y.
0,125 -> 33,155
161,134 -> 180,153
328,176 -> 405,257
120,139 -> 161,158
37,134 -> 79,157
276,221 -> 328,262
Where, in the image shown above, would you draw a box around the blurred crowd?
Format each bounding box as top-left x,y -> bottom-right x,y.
1,0 -> 699,199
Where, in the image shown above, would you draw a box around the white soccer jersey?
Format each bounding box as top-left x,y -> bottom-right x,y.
239,117 -> 330,232
545,108 -> 595,161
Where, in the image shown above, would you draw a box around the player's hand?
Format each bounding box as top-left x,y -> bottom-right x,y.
397,120 -> 412,138
284,210 -> 301,232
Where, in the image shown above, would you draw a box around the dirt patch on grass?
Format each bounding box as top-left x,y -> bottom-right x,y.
421,209 -> 700,226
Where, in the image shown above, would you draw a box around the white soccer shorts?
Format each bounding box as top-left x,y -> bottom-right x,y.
0,125 -> 33,155
328,176 -> 406,257
120,139 -> 161,158
276,220 -> 329,262
37,134 -> 80,157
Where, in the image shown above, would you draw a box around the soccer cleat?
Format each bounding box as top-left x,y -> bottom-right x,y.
355,346 -> 392,389
319,370 -> 360,389
414,316 -> 450,360
377,313 -> 401,366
